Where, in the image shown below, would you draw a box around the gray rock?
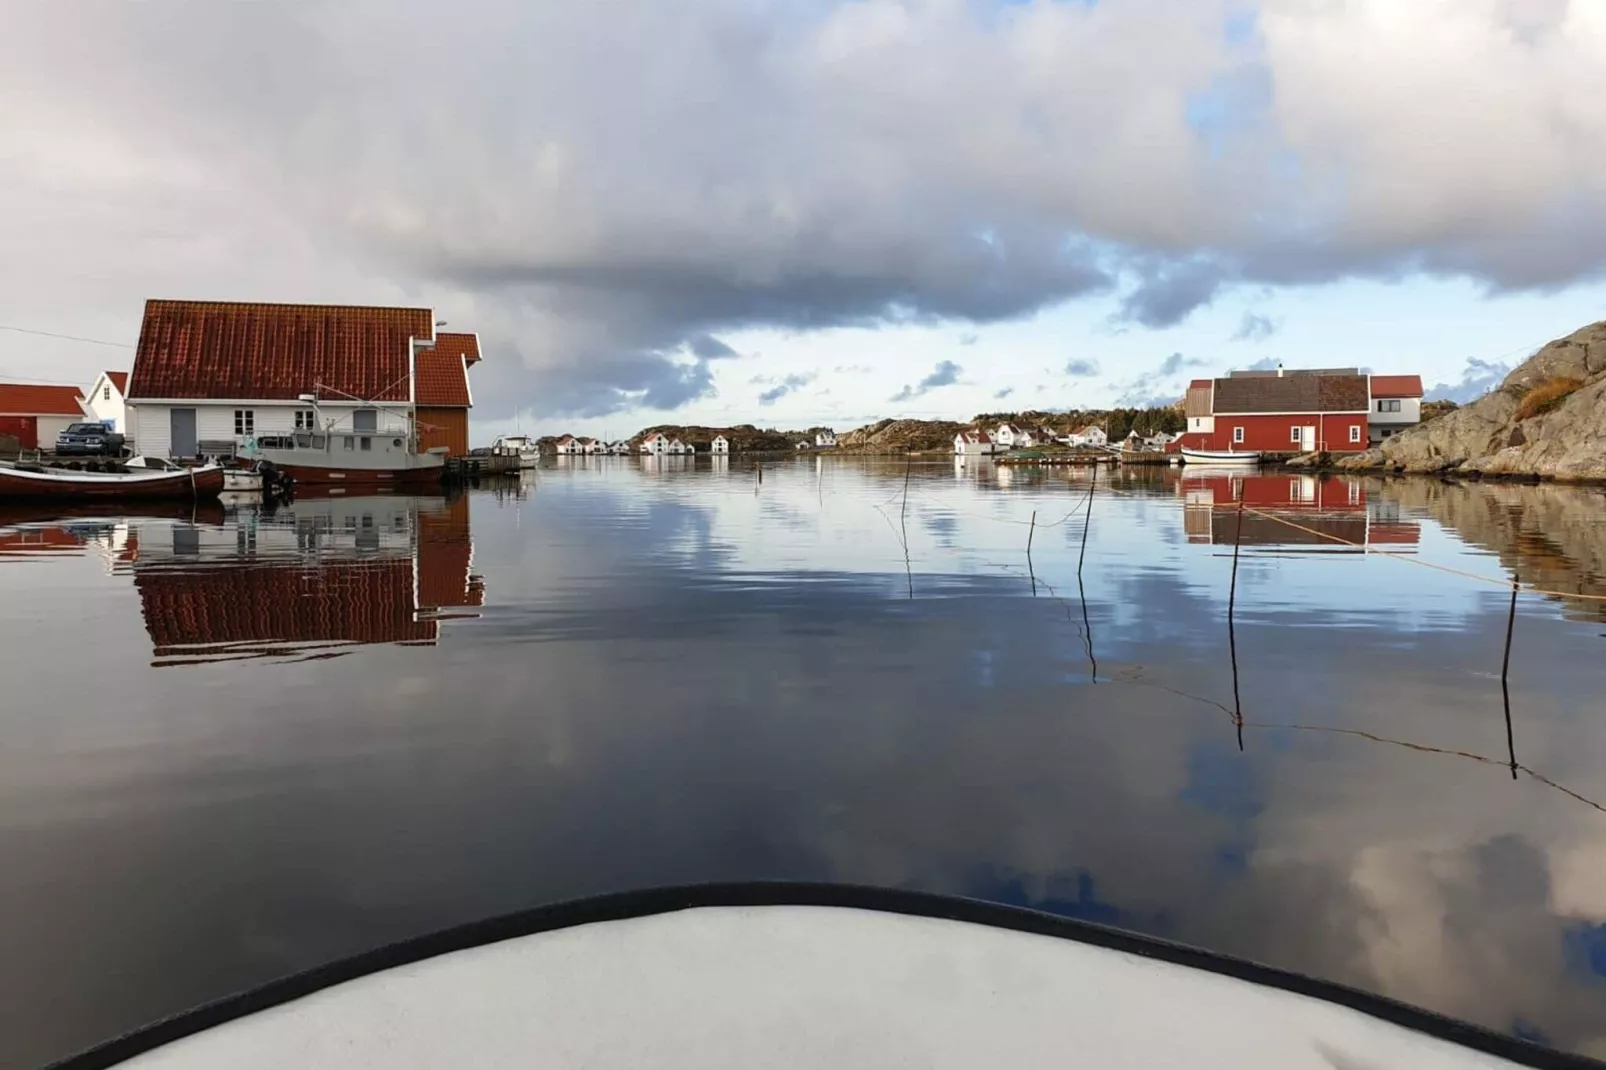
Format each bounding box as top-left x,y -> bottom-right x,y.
1347,321 -> 1606,482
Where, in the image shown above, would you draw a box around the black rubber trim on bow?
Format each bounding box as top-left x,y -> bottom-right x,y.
46,881 -> 1602,1070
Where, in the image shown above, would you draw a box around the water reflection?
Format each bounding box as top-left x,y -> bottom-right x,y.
115,495 -> 484,665
4,465 -> 1606,1067
1180,470 -> 1420,551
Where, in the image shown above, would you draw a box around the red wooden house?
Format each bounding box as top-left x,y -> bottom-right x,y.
1178,369 -> 1371,454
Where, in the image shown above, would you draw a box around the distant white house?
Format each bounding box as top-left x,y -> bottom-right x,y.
580,436 -> 607,455
994,423 -> 1036,449
607,440 -> 632,455
1144,430 -> 1180,451
555,435 -> 579,455
671,437 -> 694,455
711,435 -> 730,454
85,371 -> 129,433
641,432 -> 671,455
954,430 -> 997,456
1069,425 -> 1108,448
815,429 -> 838,448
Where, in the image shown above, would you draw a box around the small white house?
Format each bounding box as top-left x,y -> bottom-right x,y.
669,437 -> 694,455
954,430 -> 997,456
711,435 -> 730,454
641,432 -> 671,455
1069,425 -> 1108,448
85,371 -> 130,433
577,436 -> 606,455
994,423 -> 1036,449
1144,430 -> 1180,451
555,435 -> 580,455
815,429 -> 838,448
608,440 -> 632,455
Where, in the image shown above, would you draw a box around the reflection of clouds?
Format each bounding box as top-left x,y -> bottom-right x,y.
8,465 -> 1606,1063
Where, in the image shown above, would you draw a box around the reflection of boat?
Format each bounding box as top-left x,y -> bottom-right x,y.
222,466 -> 263,492
1180,447 -> 1260,466
65,885 -> 1548,1070
492,434 -> 540,469
251,431 -> 446,489
0,457 -> 224,502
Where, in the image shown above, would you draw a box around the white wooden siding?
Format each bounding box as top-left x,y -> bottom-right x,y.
128,402 -> 414,456
85,375 -> 126,432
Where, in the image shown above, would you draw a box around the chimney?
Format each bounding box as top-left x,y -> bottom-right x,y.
1277,362 -> 1284,378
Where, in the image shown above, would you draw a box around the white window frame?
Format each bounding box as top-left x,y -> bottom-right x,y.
103,385 -> 112,401
1233,426 -> 1245,444
1349,424 -> 1362,443
1290,426 -> 1302,444
294,409 -> 317,431
234,409 -> 254,435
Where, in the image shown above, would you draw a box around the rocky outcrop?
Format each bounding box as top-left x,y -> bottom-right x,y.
1340,321 -> 1606,481
838,418 -> 968,454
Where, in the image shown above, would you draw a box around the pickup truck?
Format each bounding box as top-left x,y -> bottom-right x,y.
55,422 -> 127,457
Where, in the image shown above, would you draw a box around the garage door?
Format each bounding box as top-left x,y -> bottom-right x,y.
0,416 -> 38,450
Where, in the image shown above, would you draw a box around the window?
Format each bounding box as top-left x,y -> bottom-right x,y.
234,409 -> 255,435
1233,426 -> 1245,444
343,436 -> 355,450
1348,482 -> 1361,505
1376,399 -> 1401,413
1290,426 -> 1302,443
1381,429 -> 1392,438
1349,424 -> 1362,443
294,409 -> 317,430
360,436 -> 372,451
103,385 -> 111,401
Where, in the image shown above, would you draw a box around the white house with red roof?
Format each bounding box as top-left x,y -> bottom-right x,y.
954,430 -> 997,456
85,371 -> 130,433
993,422 -> 1036,448
0,383 -> 88,450
125,300 -> 479,459
1368,375 -> 1424,444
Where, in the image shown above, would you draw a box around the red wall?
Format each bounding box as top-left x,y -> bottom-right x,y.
1178,413 -> 1369,453
0,416 -> 37,450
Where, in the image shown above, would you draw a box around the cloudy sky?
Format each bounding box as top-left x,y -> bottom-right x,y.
3,0 -> 1606,440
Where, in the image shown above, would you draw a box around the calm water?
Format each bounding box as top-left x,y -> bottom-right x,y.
3,458 -> 1606,1067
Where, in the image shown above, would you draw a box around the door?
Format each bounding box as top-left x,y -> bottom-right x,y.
1300,425 -> 1316,452
0,415 -> 36,450
353,409 -> 378,433
170,409 -> 198,458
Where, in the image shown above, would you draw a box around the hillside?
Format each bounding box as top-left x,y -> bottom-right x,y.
1340,321 -> 1606,481
838,419 -> 969,453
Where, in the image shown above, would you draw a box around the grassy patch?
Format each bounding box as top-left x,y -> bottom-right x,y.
1514,376 -> 1584,422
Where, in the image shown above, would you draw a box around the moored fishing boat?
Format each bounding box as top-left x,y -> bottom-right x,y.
1180,447 -> 1261,466
248,429 -> 446,489
492,434 -> 540,469
0,457 -> 224,502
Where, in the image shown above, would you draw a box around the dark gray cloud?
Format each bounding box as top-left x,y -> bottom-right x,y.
993,387 -> 1015,400
891,360 -> 963,403
6,2 -> 1606,417
688,334 -> 739,360
1427,357 -> 1514,403
1065,359 -> 1101,377
758,372 -> 816,406
1112,352 -> 1205,407
1232,312 -> 1279,342
1117,260 -> 1229,328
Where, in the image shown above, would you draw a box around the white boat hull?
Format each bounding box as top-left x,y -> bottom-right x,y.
1181,447 -> 1262,466
77,896 -> 1541,1070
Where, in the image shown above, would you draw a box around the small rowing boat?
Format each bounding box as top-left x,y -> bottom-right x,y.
0,457 -> 225,502
1180,447 -> 1261,466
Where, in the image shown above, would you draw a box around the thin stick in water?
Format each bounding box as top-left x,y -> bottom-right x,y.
1501,573 -> 1519,780
1027,509 -> 1037,596
1076,464 -> 1097,581
1229,498 -> 1245,751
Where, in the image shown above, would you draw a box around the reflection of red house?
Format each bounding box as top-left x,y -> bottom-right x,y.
134,496 -> 484,663
1179,472 -> 1419,550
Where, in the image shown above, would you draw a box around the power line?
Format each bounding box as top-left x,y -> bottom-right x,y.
0,369 -> 96,386
0,325 -> 132,348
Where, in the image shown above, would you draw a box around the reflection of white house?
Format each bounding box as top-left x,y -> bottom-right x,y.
1069,425 -> 1108,448
85,371 -> 130,433
815,429 -> 838,448
994,423 -> 1035,448
954,430 -> 997,456
712,435 -> 730,454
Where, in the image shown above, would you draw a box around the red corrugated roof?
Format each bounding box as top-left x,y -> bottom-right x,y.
1370,374 -> 1423,398
415,334 -> 474,407
0,383 -> 86,416
129,300 -> 432,402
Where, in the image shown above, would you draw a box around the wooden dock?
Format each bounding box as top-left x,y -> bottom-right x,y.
445,454 -> 527,479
